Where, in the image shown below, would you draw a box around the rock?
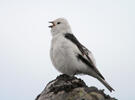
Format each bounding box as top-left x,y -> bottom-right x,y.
36,74 -> 117,100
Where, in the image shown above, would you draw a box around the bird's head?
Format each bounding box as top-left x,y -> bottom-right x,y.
49,18 -> 72,36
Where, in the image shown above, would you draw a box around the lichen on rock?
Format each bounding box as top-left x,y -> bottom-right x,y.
36,74 -> 117,100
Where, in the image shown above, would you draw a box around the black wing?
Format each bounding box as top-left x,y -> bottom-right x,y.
64,33 -> 105,80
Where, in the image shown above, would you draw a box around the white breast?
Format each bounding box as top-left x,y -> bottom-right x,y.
50,34 -> 82,75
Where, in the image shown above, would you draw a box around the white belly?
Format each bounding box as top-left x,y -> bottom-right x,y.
50,35 -> 83,75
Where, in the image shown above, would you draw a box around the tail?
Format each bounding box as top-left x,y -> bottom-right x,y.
97,77 -> 115,92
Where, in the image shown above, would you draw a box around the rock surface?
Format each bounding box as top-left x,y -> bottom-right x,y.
36,74 -> 117,100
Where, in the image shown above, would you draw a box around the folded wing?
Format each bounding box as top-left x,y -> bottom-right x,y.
65,33 -> 105,80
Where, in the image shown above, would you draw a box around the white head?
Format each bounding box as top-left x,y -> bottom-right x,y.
49,18 -> 72,37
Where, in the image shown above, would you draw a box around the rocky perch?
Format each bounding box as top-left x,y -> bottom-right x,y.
36,74 -> 117,100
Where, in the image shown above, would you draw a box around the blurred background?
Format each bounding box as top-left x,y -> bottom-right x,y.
0,0 -> 135,100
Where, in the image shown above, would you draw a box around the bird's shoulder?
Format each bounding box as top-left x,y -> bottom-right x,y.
64,33 -> 90,55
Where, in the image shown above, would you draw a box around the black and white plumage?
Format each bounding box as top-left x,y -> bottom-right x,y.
49,18 -> 114,92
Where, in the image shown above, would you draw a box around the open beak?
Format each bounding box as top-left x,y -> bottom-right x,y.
48,21 -> 55,28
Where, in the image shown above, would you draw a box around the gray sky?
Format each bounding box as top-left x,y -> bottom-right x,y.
0,0 -> 135,100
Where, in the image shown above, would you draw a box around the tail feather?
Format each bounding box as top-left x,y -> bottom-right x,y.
97,77 -> 115,92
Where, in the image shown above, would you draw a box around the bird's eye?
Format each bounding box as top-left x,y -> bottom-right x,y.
57,22 -> 61,24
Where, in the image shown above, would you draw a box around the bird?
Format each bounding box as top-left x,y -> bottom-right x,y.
49,18 -> 114,92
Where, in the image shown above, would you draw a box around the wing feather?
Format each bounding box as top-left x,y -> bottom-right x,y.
65,33 -> 105,80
